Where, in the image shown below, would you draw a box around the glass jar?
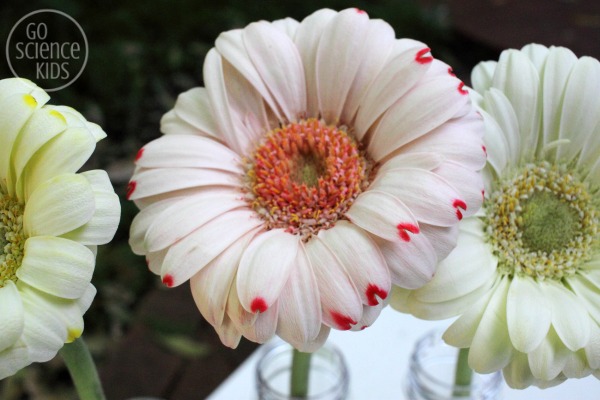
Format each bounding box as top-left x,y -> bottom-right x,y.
256,340 -> 349,400
406,329 -> 503,400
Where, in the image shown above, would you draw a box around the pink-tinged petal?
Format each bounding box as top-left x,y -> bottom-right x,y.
315,8 -> 369,123
203,48 -> 254,155
171,87 -> 220,139
377,152 -> 445,175
241,301 -> 280,344
304,240 -> 362,331
345,190 -> 419,242
127,167 -> 241,201
297,324 -> 331,353
129,196 -> 184,255
276,249 -> 322,348
272,17 -> 300,38
318,221 -> 390,306
368,75 -> 469,161
354,40 -> 428,139
145,189 -> 247,252
237,229 -> 300,314
191,229 -> 257,328
161,108 -> 210,137
370,168 -> 465,227
340,19 -> 395,124
226,277 -> 258,330
213,314 -> 242,349
433,161 -> 484,220
135,134 -> 242,173
160,209 -> 262,287
398,109 -> 486,171
294,9 -> 337,117
418,222 -> 458,261
216,29 -> 284,121
376,230 -> 437,289
146,248 -> 168,275
243,22 -> 306,122
350,300 -> 386,332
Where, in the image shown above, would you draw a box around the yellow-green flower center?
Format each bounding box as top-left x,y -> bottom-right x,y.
0,192 -> 25,288
485,162 -> 598,280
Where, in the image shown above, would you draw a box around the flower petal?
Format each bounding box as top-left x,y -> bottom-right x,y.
171,87 -> 220,139
24,174 -> 95,237
315,8 -> 369,123
304,239 -> 362,330
17,236 -> 95,299
318,221 -> 390,305
433,161 -> 484,220
470,61 -> 497,94
481,88 -> 521,166
129,196 -> 184,255
237,229 -> 299,314
418,222 -> 458,262
0,282 -> 24,353
345,190 -> 418,242
528,326 -> 570,381
213,314 -> 242,349
502,351 -> 535,389
135,134 -> 242,173
241,301 -> 279,344
276,248 -> 322,349
161,209 -> 262,287
506,275 -> 551,353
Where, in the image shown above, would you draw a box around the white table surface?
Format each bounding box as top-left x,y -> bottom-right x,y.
207,307 -> 600,399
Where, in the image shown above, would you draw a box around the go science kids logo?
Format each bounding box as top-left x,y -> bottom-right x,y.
6,9 -> 88,92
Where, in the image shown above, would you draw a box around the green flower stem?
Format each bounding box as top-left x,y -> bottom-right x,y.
453,347 -> 473,397
59,337 -> 106,400
291,349 -> 312,398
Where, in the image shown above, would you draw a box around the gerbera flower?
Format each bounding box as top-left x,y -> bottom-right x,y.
0,78 -> 120,379
129,8 -> 485,351
392,44 -> 600,388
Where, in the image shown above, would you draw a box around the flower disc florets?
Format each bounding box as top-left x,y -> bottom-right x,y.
0,193 -> 25,287
486,161 -> 598,280
245,119 -> 371,240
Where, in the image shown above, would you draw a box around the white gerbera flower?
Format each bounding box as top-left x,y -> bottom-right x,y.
0,78 -> 120,379
392,44 -> 600,388
129,8 -> 485,351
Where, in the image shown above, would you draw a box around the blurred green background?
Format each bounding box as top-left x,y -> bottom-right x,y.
0,0 -> 498,398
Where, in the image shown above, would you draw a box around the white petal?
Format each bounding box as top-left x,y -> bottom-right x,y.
521,43 -> 550,70
129,196 -> 184,255
190,228 -> 255,326
491,49 -> 540,161
0,78 -> 49,104
419,222 -> 458,262
135,134 -> 242,173
377,232 -> 436,290
214,314 -> 242,349
146,248 -> 168,275
318,221 -> 390,305
340,19 -> 395,125
506,275 -> 551,353
528,326 -> 570,380
368,74 -> 469,161
469,276 -> 513,373
563,350 -> 591,379
160,209 -> 262,287
354,40 -> 429,139
244,22 -> 306,122
480,88 -> 521,166
471,61 -> 497,94
479,108 -> 511,174
46,105 -> 106,142
61,189 -> 120,245
145,189 -> 246,252
237,229 -> 300,313
315,8 -> 369,123
172,87 -> 220,139
160,109 -> 208,136
127,167 -> 241,200
17,237 -> 95,299
24,174 -> 95,237
0,282 -> 24,353
272,17 -> 299,38
370,168 -> 465,226
542,281 -> 591,351
377,152 -> 445,175
241,301 -> 279,344
294,9 -> 337,117
345,190 -> 418,242
304,239 -> 362,330
276,249 -> 322,349
0,342 -> 29,380
502,351 -> 535,389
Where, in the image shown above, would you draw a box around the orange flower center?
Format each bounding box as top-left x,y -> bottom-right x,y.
245,119 -> 370,239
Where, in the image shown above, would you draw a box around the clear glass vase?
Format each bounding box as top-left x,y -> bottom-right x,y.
406,329 -> 503,400
255,340 -> 349,400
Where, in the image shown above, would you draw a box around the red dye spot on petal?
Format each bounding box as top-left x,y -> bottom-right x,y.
354,8 -> 367,14
458,82 -> 468,95
415,48 -> 433,64
366,284 -> 388,306
135,147 -> 144,162
126,181 -> 137,200
397,223 -> 420,242
162,274 -> 174,287
331,311 -> 356,330
447,67 -> 456,76
453,199 -> 467,220
482,145 -> 487,156
481,189 -> 485,199
251,297 -> 268,313
360,325 -> 368,330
